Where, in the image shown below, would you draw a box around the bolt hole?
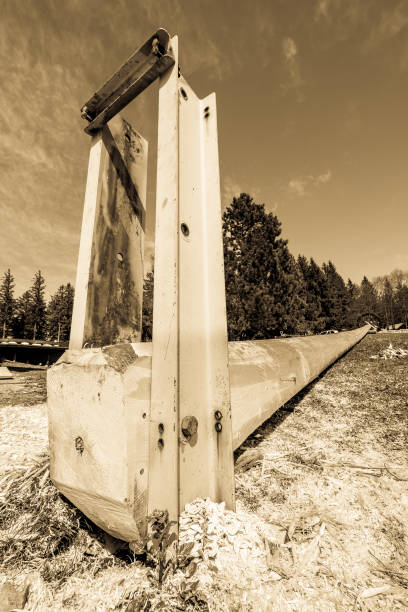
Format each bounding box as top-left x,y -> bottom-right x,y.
180,223 -> 189,237
215,422 -> 222,433
158,438 -> 164,449
117,252 -> 124,262
142,413 -> 147,419
180,87 -> 188,101
204,106 -> 209,112
140,468 -> 144,475
158,423 -> 164,434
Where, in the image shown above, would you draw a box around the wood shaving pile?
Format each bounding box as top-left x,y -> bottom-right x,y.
180,497 -> 267,563
178,496 -> 287,608
370,343 -> 408,359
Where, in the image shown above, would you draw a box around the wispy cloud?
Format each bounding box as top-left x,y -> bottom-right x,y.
366,3 -> 408,48
221,175 -> 243,208
288,170 -> 332,197
315,0 -> 331,20
281,37 -> 304,100
221,175 -> 266,210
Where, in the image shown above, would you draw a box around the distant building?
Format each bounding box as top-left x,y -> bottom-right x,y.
385,322 -> 406,330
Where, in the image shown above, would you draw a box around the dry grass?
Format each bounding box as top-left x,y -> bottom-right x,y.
234,332 -> 408,610
0,333 -> 407,610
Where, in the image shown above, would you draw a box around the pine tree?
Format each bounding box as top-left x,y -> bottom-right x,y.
381,278 -> 395,329
359,276 -> 378,317
0,269 -> 15,338
297,256 -> 327,332
322,261 -> 348,329
345,279 -> 360,328
47,283 -> 74,341
27,271 -> 47,340
223,193 -> 306,340
12,290 -> 32,338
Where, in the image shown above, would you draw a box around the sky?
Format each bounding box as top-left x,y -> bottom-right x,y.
0,0 -> 407,297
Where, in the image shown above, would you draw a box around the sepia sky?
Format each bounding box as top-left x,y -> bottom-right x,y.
0,0 -> 407,297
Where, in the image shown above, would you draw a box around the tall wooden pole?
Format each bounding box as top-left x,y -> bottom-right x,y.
69,116 -> 147,349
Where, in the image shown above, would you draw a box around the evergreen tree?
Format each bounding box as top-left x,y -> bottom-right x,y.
359,276 -> 378,316
27,271 -> 47,340
322,261 -> 348,329
0,269 -> 15,338
381,278 -> 395,329
223,193 -> 306,340
12,290 -> 32,338
395,282 -> 408,327
47,283 -> 74,341
297,256 -> 327,332
345,279 -> 360,328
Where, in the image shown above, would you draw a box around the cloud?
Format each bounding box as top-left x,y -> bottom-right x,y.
314,170 -> 332,186
282,37 -> 298,62
288,170 -> 332,197
138,0 -> 228,80
366,3 -> 408,48
221,175 -> 243,208
221,175 -> 265,210
315,0 -> 331,20
281,37 -> 304,100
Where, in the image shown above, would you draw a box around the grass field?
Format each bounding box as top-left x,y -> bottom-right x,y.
0,333 -> 407,610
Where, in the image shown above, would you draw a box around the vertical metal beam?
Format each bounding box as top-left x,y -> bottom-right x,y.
178,78 -> 235,510
148,37 -> 180,527
70,116 -> 147,349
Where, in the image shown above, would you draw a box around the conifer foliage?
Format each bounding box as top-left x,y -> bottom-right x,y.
222,193 -> 306,340
2,271 -> 75,341
2,191 -> 407,343
0,269 -> 15,338
47,283 -> 75,341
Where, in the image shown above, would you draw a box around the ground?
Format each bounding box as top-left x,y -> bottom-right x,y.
0,333 -> 407,611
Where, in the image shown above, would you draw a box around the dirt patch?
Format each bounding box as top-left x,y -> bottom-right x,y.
0,370 -> 46,407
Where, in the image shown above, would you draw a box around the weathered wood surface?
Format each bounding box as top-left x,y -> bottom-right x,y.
81,28 -> 174,134
47,343 -> 151,543
69,115 -> 147,350
229,325 -> 370,448
48,326 -> 369,541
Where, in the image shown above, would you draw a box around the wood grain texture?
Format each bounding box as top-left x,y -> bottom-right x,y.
70,115 -> 147,349
81,28 -> 174,133
47,343 -> 151,543
48,328 -> 368,542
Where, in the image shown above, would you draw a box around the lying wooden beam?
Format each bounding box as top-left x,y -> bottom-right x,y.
47,326 -> 369,545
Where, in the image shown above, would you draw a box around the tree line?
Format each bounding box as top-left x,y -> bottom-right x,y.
0,270 -> 74,341
2,194 -> 406,343
143,193 -> 407,340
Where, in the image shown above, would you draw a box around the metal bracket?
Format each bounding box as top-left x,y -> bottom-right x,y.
81,28 -> 175,134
